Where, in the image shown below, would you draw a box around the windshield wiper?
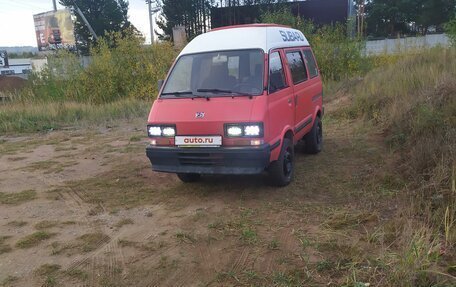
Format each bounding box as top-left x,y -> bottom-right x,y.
161,91 -> 211,100
161,91 -> 194,97
197,88 -> 255,97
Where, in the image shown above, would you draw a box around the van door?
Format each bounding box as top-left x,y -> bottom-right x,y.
302,48 -> 323,119
284,49 -> 312,139
267,50 -> 294,153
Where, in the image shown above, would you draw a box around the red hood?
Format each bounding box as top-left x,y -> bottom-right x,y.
148,96 -> 265,135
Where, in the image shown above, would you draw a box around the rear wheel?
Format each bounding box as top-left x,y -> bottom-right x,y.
304,116 -> 323,154
177,173 -> 201,183
268,138 -> 294,187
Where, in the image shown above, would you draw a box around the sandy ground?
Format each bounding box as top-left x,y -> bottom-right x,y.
0,106 -> 405,286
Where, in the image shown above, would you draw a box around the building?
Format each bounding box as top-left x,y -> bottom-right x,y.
0,59 -> 32,76
211,0 -> 355,29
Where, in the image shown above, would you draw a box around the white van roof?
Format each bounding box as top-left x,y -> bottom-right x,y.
179,24 -> 309,56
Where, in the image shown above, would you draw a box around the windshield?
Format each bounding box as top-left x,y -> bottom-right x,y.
161,49 -> 264,98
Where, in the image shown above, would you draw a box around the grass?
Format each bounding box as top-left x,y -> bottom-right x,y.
6,220 -> 28,227
79,232 -> 110,253
0,190 -> 36,205
1,275 -> 18,286
50,232 -> 110,255
114,218 -> 134,228
0,99 -> 148,134
22,160 -> 78,174
241,227 -> 258,245
35,220 -> 59,230
65,268 -> 88,281
0,236 -> 12,254
175,231 -> 196,244
34,264 -> 61,276
15,231 -> 55,248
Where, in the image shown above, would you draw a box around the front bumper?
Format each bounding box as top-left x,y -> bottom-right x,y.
146,144 -> 271,175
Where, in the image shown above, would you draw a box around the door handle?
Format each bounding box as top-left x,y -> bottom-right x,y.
288,98 -> 292,104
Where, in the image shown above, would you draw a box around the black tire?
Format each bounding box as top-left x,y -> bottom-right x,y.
268,138 -> 294,187
177,173 -> 201,183
304,116 -> 323,154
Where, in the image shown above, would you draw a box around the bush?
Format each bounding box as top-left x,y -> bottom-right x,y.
444,17 -> 456,46
23,31 -> 178,104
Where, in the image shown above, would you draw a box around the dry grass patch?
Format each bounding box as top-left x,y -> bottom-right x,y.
16,231 -> 55,248
52,232 -> 110,255
1,275 -> 18,286
35,220 -> 60,230
64,268 -> 88,281
6,220 -> 27,227
0,190 -> 36,205
0,236 -> 12,254
34,264 -> 61,276
114,218 -> 134,228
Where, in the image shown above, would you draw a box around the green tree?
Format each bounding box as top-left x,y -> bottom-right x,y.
156,0 -> 212,40
445,16 -> 456,45
365,0 -> 456,37
59,0 -> 138,53
414,0 -> 456,34
365,0 -> 414,37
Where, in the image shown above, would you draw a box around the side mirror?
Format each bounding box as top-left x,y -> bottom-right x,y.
157,79 -> 164,91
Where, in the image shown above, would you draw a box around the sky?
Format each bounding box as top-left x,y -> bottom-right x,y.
0,0 -> 157,47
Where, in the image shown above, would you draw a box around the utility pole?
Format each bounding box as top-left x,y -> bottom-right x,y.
72,1 -> 98,40
52,0 -> 57,11
146,0 -> 161,45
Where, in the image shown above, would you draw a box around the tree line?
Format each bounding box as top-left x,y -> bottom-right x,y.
363,0 -> 456,37
56,0 -> 456,53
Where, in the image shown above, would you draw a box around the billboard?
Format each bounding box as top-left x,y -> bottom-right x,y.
33,9 -> 76,51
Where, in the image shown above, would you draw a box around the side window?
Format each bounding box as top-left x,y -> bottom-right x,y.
286,51 -> 308,84
303,50 -> 318,78
268,51 -> 287,94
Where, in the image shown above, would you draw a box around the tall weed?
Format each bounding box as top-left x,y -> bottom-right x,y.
347,47 -> 456,255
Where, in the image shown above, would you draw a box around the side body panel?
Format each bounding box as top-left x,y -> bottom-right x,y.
267,49 -> 295,161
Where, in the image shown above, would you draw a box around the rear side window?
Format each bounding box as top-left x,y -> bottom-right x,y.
303,50 -> 318,78
286,51 -> 308,84
268,52 -> 287,93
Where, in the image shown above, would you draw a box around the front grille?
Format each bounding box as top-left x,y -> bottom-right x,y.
178,152 -> 224,166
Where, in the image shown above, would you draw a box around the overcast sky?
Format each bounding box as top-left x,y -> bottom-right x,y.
0,0 -> 156,47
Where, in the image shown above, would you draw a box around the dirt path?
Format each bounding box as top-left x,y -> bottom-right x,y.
0,108 -> 402,286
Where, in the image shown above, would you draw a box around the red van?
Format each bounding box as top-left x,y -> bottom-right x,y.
146,24 -> 323,186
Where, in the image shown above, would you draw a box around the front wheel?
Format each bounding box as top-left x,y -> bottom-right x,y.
268,138 -> 294,187
177,173 -> 201,183
304,116 -> 323,154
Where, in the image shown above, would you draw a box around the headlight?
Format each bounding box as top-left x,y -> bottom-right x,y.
147,125 -> 176,137
227,126 -> 243,136
225,123 -> 263,137
245,125 -> 261,136
148,126 -> 162,137
162,127 -> 176,137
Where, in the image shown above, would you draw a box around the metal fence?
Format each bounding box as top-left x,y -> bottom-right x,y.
365,34 -> 450,55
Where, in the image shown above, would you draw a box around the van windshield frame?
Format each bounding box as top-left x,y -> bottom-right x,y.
160,49 -> 265,99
